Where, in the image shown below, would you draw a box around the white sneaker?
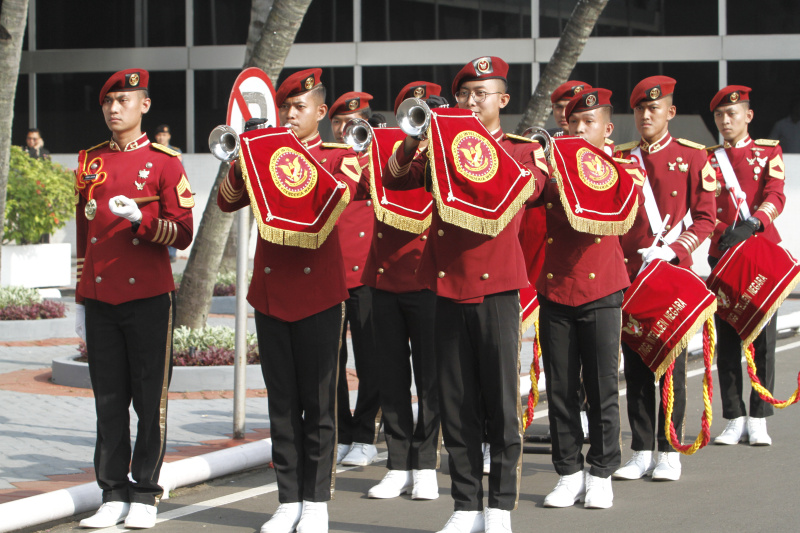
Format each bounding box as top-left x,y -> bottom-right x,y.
260,502 -> 302,533
412,469 -> 439,500
336,443 -> 353,464
123,503 -> 157,529
714,416 -> 748,445
368,470 -> 412,498
652,451 -> 681,481
436,510 -> 485,533
580,411 -> 590,441
583,473 -> 613,509
543,471 -> 585,508
482,443 -> 491,475
747,417 -> 772,446
79,501 -> 130,528
341,443 -> 377,466
484,507 -> 511,532
296,501 -> 328,533
612,450 -> 655,480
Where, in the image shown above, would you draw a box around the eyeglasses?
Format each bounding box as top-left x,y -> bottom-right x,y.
454,90 -> 502,103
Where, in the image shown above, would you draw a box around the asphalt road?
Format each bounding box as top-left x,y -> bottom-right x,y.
26,337 -> 800,533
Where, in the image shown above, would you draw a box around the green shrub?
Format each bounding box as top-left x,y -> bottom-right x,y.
0,286 -> 42,308
172,325 -> 258,353
4,146 -> 75,244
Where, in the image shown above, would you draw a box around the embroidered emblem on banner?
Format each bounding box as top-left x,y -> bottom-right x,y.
577,147 -> 618,191
271,148 -> 318,198
452,131 -> 498,183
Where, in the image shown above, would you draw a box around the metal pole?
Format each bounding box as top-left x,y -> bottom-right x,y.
233,208 -> 250,439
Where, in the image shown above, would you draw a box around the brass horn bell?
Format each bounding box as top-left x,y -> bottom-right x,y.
396,98 -> 431,140
208,125 -> 240,162
521,126 -> 552,157
343,118 -> 373,152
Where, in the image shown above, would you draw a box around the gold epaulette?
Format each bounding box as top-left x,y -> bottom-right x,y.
706,144 -> 722,152
676,138 -> 706,150
321,142 -> 351,150
615,140 -> 639,153
755,138 -> 780,147
605,138 -> 614,145
85,140 -> 109,153
613,157 -> 634,164
504,133 -> 535,143
151,143 -> 181,156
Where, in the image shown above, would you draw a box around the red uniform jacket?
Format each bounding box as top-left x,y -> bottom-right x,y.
217,132 -> 361,322
361,220 -> 429,294
75,135 -> 194,305
706,136 -> 785,260
616,133 -> 716,280
337,151 -> 374,288
384,129 -> 547,303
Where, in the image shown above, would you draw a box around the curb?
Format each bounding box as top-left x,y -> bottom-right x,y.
0,317 -> 73,342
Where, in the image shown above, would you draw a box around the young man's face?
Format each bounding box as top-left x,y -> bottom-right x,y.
330,112 -> 362,143
633,97 -> 675,142
26,132 -> 42,148
552,99 -> 571,133
713,102 -> 753,144
455,79 -> 509,129
102,91 -> 150,136
155,131 -> 171,145
568,108 -> 613,150
279,90 -> 327,141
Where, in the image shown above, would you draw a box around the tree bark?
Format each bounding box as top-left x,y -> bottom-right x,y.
515,0 -> 609,133
175,0 -> 313,328
0,0 -> 30,276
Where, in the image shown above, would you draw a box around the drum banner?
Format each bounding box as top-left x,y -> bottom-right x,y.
239,128 -> 350,249
622,260 -> 717,379
427,108 -> 534,237
520,287 -> 540,335
550,136 -> 638,236
368,127 -> 432,234
707,235 -> 800,346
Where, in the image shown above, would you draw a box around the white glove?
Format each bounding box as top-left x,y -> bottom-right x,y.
109,195 -> 142,223
638,245 -> 677,265
75,304 -> 86,341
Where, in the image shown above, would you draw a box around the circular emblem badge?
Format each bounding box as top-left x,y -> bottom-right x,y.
304,76 -> 315,90
730,91 -> 740,103
476,58 -> 491,74
585,94 -> 597,107
451,131 -> 498,183
129,73 -> 140,87
348,98 -> 359,110
649,87 -> 661,100
413,86 -> 425,98
573,85 -> 584,95
576,147 -> 618,191
270,148 -> 318,198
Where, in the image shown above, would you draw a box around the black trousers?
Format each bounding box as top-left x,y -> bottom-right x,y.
337,285 -> 382,445
373,289 -> 440,471
716,314 -> 776,419
622,343 -> 687,452
85,293 -> 174,506
436,291 -> 522,511
539,292 -> 623,478
256,304 -> 344,503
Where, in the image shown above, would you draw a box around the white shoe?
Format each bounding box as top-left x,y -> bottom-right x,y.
260,502 -> 302,533
123,503 -> 157,529
412,469 -> 439,500
296,501 -> 328,533
484,507 -> 511,532
79,501 -> 130,528
583,473 -> 613,509
336,443 -> 353,464
652,452 -> 681,481
580,411 -> 590,441
482,443 -> 491,475
368,470 -> 412,498
543,471 -> 585,508
747,417 -> 772,446
612,450 -> 655,480
714,416 -> 748,445
341,443 -> 377,466
436,510 -> 485,533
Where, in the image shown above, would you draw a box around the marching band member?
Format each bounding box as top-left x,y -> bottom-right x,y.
614,76 -> 716,482
707,86 -> 786,446
547,80 -> 592,138
218,68 -> 362,533
385,56 -> 549,533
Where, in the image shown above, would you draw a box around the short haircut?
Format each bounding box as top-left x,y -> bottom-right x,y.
27,128 -> 41,135
309,84 -> 326,105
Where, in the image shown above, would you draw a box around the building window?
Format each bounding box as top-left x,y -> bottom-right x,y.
727,1 -> 800,35
194,0 -> 249,46
295,0 -> 354,43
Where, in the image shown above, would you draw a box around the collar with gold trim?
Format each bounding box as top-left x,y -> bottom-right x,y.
724,136 -> 751,149
639,131 -> 671,154
302,132 -> 322,149
109,133 -> 150,152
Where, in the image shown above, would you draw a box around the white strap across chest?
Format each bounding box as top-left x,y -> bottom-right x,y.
713,147 -> 751,220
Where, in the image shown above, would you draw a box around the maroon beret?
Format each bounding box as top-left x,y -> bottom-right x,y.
551,80 -> 593,103
394,81 -> 442,114
329,91 -> 373,120
276,68 -> 323,106
709,85 -> 751,111
99,69 -> 149,105
565,88 -> 613,119
629,75 -> 676,109
451,56 -> 509,97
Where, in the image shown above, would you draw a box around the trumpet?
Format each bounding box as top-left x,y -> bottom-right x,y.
396,98 -> 431,140
208,125 -> 240,162
521,126 -> 553,157
343,118 -> 373,152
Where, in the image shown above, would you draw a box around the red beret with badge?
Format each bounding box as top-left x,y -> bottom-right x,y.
565,87 -> 613,119
451,56 -> 509,97
276,68 -> 323,106
329,91 -> 373,120
551,80 -> 592,103
709,85 -> 751,112
98,68 -> 149,105
394,81 -> 442,114
629,75 -> 676,109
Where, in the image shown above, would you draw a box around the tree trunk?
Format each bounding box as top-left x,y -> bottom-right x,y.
175,0 -> 312,328
0,0 -> 30,277
219,219 -> 239,273
515,0 -> 609,133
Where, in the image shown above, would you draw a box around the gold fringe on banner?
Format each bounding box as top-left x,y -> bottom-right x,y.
653,300 -> 717,380
520,305 -> 539,337
368,147 -> 432,234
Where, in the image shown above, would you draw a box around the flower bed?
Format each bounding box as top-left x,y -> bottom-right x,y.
0,286 -> 66,320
